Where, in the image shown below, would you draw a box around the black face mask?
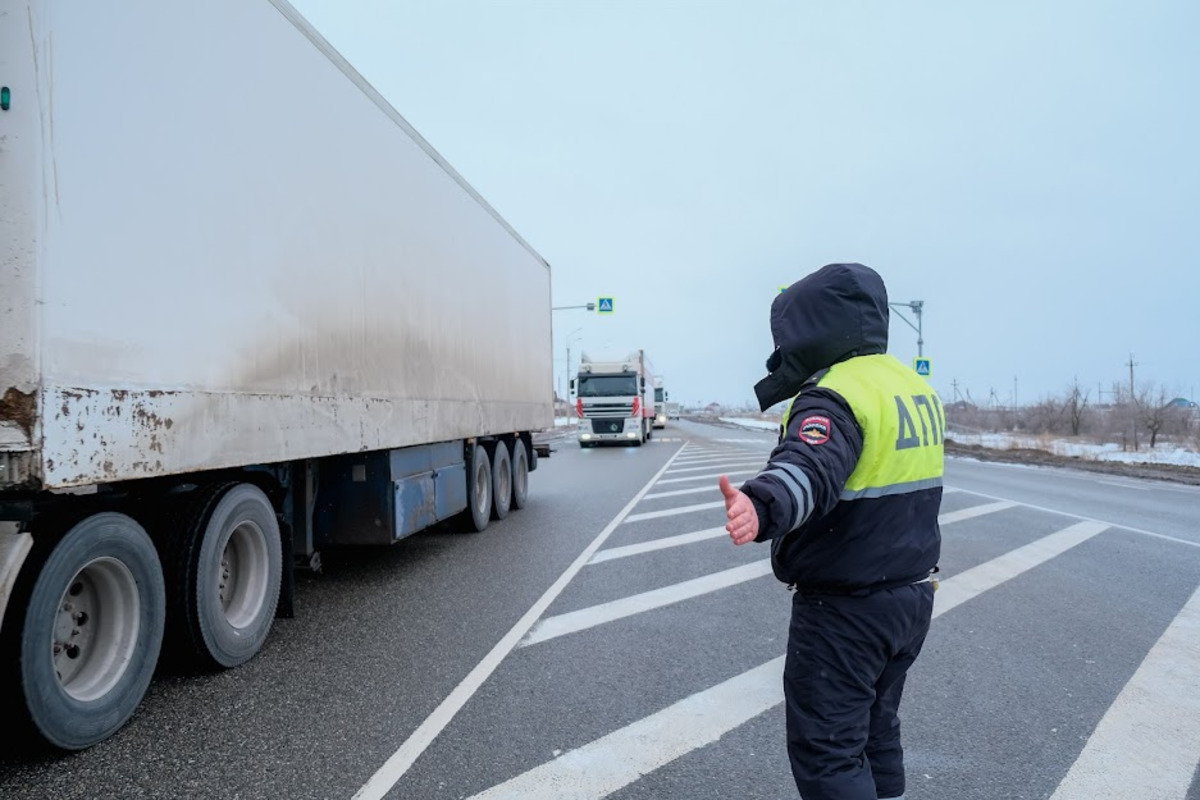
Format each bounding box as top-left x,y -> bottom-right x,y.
753,349 -> 811,411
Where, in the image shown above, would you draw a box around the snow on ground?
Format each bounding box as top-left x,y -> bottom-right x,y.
716,416 -> 1200,468
946,431 -> 1200,468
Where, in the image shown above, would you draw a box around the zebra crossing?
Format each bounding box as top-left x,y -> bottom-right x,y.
358,437 -> 1200,800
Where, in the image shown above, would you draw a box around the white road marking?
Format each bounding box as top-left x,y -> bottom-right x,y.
350,443 -> 691,800
948,487 -> 1200,550
472,518 -> 1109,797
624,501 -> 725,523
670,453 -> 750,464
665,460 -> 765,474
938,501 -> 1017,525
465,657 -> 787,800
1049,582 -> 1200,800
656,468 -> 758,485
1097,479 -> 1149,491
934,520 -> 1109,617
643,485 -> 721,500
589,527 -> 728,564
520,560 -> 773,647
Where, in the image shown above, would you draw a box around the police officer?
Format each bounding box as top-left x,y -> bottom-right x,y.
718,262 -> 943,800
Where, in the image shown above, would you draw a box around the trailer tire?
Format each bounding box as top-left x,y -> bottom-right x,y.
462,444 -> 492,532
8,513 -> 165,751
164,484 -> 282,670
510,439 -> 530,510
491,442 -> 513,520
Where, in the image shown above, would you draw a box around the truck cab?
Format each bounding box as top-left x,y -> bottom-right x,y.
573,351 -> 655,446
653,377 -> 669,429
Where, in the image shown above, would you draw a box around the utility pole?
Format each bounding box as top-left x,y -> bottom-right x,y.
1126,353 -> 1140,450
1013,376 -> 1018,409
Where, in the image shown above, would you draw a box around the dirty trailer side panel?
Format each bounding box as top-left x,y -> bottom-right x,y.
10,0 -> 551,489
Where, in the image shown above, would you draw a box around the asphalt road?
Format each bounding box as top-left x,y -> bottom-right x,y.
1,417 -> 1198,799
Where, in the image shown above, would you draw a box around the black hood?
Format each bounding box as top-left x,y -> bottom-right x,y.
754,263 -> 889,411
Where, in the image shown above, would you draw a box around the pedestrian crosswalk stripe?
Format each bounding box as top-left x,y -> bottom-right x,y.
934,520 -> 1109,618
465,657 -> 786,800
349,442 -> 692,800
642,485 -> 720,500
938,501 -> 1017,525
519,560 -> 773,647
589,527 -> 728,564
665,459 -> 764,474
656,468 -> 757,485
1048,582 -> 1200,800
476,518 -> 1115,797
623,500 -> 724,523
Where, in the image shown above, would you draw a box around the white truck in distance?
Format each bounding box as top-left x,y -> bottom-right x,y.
573,351 -> 656,447
653,376 -> 670,429
0,0 -> 552,752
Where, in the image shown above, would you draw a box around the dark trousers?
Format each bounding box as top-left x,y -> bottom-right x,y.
784,583 -> 934,800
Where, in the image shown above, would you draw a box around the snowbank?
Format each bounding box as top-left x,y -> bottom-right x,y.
946,431 -> 1200,468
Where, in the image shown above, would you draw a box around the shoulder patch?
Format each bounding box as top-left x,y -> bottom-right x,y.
798,415 -> 832,445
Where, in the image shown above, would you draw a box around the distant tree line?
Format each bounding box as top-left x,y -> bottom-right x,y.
946,379 -> 1198,451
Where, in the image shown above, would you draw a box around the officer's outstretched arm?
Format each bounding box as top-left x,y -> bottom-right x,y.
739,389 -> 863,542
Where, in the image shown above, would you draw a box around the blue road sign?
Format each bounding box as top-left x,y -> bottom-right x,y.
913,357 -> 932,377
597,297 -> 614,314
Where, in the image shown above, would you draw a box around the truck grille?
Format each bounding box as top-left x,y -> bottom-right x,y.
582,402 -> 633,419
591,419 -> 625,434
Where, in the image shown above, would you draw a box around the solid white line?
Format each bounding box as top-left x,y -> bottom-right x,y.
471,522 -> 1105,798
643,485 -> 720,500
949,487 -> 1200,550
1097,479 -> 1149,491
465,656 -> 786,800
934,520 -> 1109,618
666,460 -> 764,474
350,442 -> 691,800
624,501 -> 724,522
938,501 -> 1017,526
1049,582 -> 1200,800
589,527 -> 728,564
656,468 -> 758,485
520,560 -> 773,647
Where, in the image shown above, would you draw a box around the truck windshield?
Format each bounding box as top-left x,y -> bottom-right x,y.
577,374 -> 638,397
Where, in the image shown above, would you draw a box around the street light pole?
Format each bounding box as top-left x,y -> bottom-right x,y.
889,300 -> 924,357
565,328 -> 583,405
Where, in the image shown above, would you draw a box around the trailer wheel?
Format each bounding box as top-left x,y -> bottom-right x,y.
511,440 -> 530,510
8,513 -> 165,751
462,444 -> 492,532
491,442 -> 512,521
164,484 -> 282,670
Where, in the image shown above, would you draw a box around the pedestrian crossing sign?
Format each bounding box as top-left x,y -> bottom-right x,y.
597,297 -> 614,314
914,357 -> 932,377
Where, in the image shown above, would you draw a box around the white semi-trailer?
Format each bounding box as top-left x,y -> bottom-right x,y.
0,0 -> 552,750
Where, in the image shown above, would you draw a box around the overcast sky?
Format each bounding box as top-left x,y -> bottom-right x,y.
291,0 -> 1199,409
